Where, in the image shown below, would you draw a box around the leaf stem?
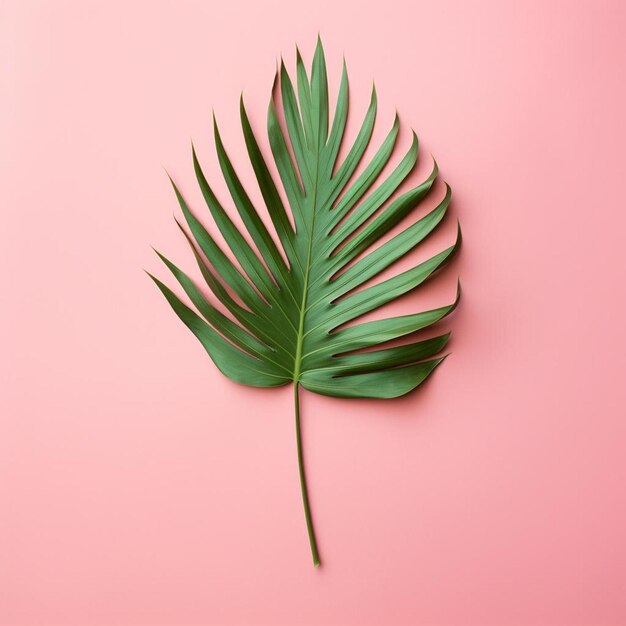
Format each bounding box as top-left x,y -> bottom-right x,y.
294,383 -> 320,567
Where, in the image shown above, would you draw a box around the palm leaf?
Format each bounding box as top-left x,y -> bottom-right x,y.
149,38 -> 461,567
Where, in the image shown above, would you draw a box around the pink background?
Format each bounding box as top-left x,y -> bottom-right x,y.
2,1 -> 626,624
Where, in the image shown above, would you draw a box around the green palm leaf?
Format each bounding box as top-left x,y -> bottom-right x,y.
149,38 -> 460,567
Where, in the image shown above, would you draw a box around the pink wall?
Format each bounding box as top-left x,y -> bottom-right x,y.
2,1 -> 625,624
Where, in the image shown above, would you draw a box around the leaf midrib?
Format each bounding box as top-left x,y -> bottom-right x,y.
292,139 -> 323,383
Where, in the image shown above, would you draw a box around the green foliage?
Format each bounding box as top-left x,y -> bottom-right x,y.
149,38 -> 460,566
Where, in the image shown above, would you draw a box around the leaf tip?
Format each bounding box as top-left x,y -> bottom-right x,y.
314,33 -> 326,64
191,143 -> 201,170
239,93 -> 250,123
150,246 -> 166,262
429,156 -> 440,178
163,168 -> 175,186
144,269 -> 159,284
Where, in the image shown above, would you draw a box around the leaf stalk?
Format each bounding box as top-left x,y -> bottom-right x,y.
294,383 -> 320,567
